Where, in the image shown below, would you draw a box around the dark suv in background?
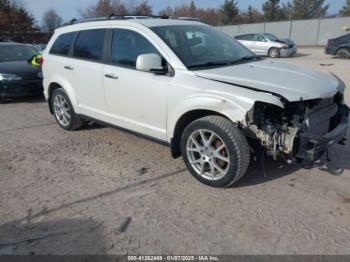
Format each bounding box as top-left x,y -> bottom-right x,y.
325,33 -> 350,59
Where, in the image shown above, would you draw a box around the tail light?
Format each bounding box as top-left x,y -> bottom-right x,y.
38,57 -> 44,65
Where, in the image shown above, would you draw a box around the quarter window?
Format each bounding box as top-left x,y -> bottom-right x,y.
73,29 -> 107,61
50,32 -> 75,56
111,29 -> 161,68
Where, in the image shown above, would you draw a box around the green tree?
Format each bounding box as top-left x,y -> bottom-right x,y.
288,0 -> 329,19
220,0 -> 239,25
0,0 -> 35,33
262,0 -> 284,21
241,5 -> 264,24
340,0 -> 350,16
189,0 -> 196,17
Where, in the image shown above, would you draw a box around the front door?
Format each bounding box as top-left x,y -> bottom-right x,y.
103,28 -> 170,140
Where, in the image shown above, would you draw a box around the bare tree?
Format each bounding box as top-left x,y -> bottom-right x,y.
159,6 -> 174,17
135,0 -> 152,16
42,8 -> 62,33
80,0 -> 128,18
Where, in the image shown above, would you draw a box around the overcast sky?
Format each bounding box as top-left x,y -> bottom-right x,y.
22,0 -> 346,25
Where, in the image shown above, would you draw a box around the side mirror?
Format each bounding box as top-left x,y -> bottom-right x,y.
136,53 -> 167,74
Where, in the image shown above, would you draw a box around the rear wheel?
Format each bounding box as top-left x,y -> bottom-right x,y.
180,116 -> 250,187
268,47 -> 280,58
336,48 -> 350,59
51,88 -> 83,130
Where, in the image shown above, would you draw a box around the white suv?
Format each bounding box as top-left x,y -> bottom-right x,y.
43,18 -> 349,187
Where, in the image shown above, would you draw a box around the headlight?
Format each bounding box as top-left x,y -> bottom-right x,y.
0,73 -> 22,81
282,44 -> 288,48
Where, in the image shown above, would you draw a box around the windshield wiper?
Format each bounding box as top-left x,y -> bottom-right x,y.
187,61 -> 234,69
234,55 -> 260,62
188,56 -> 260,69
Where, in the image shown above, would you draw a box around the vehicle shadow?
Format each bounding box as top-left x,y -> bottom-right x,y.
290,52 -> 311,58
0,95 -> 45,104
0,218 -> 107,255
235,144 -> 350,187
235,157 -> 300,187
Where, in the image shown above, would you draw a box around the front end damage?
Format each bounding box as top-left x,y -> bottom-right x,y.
245,92 -> 349,164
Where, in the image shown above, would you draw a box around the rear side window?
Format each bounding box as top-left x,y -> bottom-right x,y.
73,29 -> 107,61
236,34 -> 253,41
111,29 -> 160,68
50,32 -> 75,56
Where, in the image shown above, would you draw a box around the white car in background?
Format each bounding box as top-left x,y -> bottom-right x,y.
235,33 -> 297,58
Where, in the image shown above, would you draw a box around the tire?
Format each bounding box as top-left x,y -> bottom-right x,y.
268,47 -> 280,58
336,48 -> 350,59
180,116 -> 250,187
51,88 -> 83,130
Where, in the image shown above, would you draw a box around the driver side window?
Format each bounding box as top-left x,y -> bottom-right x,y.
111,29 -> 161,69
252,34 -> 265,42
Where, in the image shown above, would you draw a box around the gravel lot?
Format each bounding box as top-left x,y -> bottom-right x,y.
0,48 -> 350,255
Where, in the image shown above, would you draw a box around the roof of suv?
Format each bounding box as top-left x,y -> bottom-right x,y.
132,18 -> 203,27
57,18 -> 204,33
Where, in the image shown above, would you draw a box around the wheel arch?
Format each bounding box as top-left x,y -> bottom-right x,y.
170,109 -> 244,158
268,46 -> 280,55
47,80 -> 78,114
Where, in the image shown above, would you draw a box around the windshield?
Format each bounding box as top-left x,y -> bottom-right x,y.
264,33 -> 279,42
0,45 -> 38,63
151,25 -> 257,69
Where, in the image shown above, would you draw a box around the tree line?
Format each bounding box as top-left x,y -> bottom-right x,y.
1,0 -> 350,34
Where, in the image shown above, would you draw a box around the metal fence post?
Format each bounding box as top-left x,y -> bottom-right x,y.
316,18 -> 321,46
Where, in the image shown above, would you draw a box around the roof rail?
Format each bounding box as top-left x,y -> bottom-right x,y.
60,14 -> 197,28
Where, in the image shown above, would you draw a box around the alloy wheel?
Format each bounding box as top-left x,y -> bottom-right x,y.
186,129 -> 230,180
53,94 -> 71,127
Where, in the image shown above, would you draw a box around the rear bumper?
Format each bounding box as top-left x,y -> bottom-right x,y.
295,105 -> 349,164
0,80 -> 43,99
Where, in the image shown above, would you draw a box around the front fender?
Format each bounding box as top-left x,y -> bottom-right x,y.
167,94 -> 250,141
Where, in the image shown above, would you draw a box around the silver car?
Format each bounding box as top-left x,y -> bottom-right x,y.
235,33 -> 297,58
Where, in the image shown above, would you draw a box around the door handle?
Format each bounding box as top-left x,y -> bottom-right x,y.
105,73 -> 119,80
64,65 -> 74,70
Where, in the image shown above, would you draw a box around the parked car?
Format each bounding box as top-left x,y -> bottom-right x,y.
325,33 -> 350,59
43,18 -> 348,187
234,33 -> 297,58
0,42 -> 43,102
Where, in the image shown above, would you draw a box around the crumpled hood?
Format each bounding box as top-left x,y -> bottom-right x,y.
194,59 -> 339,102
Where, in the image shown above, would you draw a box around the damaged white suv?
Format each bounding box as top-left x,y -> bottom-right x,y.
43,18 -> 349,187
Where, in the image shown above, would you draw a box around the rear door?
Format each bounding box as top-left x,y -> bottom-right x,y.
236,34 -> 254,51
68,28 -> 109,117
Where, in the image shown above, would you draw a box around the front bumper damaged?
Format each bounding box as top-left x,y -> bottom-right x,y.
295,105 -> 349,164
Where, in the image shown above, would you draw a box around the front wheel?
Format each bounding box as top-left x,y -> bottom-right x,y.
268,47 -> 280,58
336,48 -> 350,59
180,116 -> 250,187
